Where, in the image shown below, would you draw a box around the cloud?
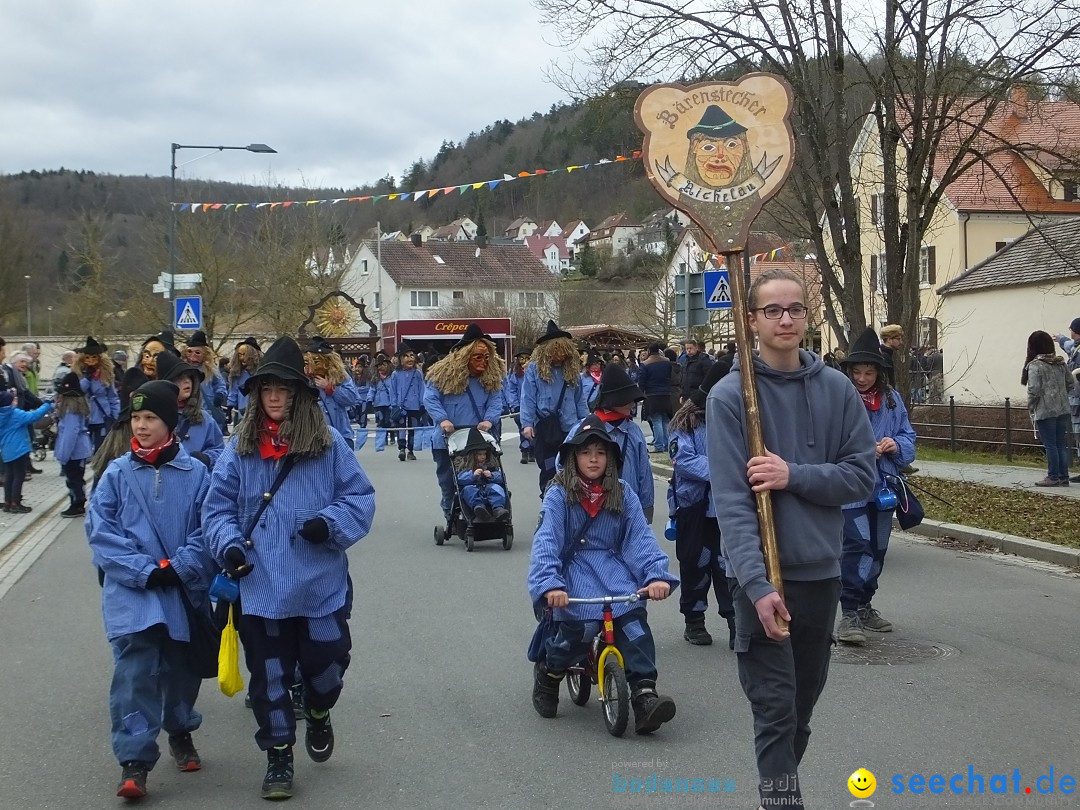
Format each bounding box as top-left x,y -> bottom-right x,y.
0,0 -> 578,190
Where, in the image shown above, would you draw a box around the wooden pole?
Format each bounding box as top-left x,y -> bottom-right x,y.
723,249 -> 787,632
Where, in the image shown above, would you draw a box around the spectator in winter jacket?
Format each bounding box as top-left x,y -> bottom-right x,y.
680,339 -> 714,403
1,390 -> 53,511
636,343 -> 673,453
1024,330 -> 1073,486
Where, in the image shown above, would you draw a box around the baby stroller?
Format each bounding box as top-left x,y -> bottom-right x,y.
32,415 -> 57,463
433,427 -> 514,552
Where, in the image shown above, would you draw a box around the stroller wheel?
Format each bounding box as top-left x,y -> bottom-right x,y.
33,448 -> 47,463
433,525 -> 445,546
502,527 -> 514,550
464,530 -> 475,552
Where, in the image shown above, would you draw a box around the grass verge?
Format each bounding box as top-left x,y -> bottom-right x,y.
916,445 -> 1045,469
912,476 -> 1080,549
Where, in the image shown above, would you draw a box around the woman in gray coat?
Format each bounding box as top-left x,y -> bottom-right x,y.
1023,330 -> 1073,486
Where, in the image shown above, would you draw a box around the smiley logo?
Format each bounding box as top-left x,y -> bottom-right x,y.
848,768 -> 877,798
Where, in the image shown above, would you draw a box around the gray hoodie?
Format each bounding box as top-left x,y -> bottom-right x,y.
706,350 -> 876,604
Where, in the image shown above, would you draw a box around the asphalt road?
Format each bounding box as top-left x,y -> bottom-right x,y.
1,437 -> 1078,809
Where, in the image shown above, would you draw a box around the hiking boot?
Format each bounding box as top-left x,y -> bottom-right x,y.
398,450 -> 407,461
406,451 -> 417,460
858,605 -> 893,632
116,760 -> 149,799
683,616 -> 712,646
725,616 -> 737,651
167,731 -> 201,772
1035,476 -> 1059,487
60,504 -> 86,518
8,503 -> 31,514
836,609 -> 867,645
631,681 -> 676,734
472,505 -> 492,523
304,709 -> 335,762
520,453 -> 530,464
290,683 -> 305,718
261,745 -> 294,800
531,662 -> 563,718
492,506 -> 510,522
1070,474 -> 1080,483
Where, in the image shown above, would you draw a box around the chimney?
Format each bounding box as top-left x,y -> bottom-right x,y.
1009,84 -> 1030,121
411,232 -> 423,248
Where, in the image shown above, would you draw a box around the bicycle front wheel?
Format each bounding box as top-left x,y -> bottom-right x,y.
601,656 -> 629,736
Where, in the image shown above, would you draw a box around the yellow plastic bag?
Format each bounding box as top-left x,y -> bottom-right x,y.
218,604 -> 245,697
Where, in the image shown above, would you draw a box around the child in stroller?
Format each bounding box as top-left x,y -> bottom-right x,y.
454,427 -> 509,523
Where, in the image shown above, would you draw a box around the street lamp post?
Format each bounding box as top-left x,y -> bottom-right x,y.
47,306 -> 53,337
169,142 -> 276,325
24,275 -> 31,337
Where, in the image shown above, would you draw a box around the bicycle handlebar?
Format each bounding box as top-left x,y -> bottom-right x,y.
565,593 -> 651,605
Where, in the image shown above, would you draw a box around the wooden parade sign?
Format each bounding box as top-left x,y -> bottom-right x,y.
635,75 -> 796,634
634,75 -> 795,252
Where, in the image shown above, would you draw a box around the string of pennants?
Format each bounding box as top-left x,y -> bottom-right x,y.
699,243 -> 794,266
174,150 -> 643,213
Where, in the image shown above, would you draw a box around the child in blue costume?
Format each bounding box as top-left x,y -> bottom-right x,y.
86,380 -> 215,800
836,327 -> 917,644
0,391 -> 54,512
154,351 -> 224,467
504,346 -> 533,463
390,340 -> 425,461
454,427 -> 508,522
53,372 -> 93,517
528,415 -> 679,735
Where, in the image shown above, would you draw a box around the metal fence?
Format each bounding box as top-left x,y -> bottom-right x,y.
910,397 -> 1077,461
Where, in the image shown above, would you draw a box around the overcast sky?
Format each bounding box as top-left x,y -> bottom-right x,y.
0,0 -> 582,192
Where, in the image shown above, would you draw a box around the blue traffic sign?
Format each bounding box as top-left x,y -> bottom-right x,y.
704,270 -> 733,310
175,296 -> 202,330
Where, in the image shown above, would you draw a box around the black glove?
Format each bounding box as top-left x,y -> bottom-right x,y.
146,563 -> 182,589
192,451 -> 211,467
223,546 -> 253,578
298,517 -> 330,544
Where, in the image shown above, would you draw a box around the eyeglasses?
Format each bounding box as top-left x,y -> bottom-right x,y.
752,304 -> 808,320
470,353 -> 491,361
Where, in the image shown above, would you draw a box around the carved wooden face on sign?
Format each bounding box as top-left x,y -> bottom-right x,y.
635,75 -> 795,252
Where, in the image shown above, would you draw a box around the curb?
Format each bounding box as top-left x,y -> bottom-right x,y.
0,489 -> 69,558
648,459 -> 1080,570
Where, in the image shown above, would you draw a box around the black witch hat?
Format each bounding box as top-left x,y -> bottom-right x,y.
236,336 -> 262,353
514,345 -> 533,358
305,335 -> 334,355
154,350 -> 205,383
690,357 -> 731,409
75,336 -> 108,355
144,331 -> 179,356
242,336 -> 317,394
593,363 -> 644,409
559,414 -> 623,468
396,340 -> 417,357
186,330 -> 210,348
451,323 -> 493,351
841,327 -> 890,368
535,319 -> 572,345
687,105 -> 748,140
462,427 -> 494,455
56,372 -> 83,397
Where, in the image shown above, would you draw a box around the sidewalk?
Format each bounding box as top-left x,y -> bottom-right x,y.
0,459 -> 74,600
910,459 -> 1080,499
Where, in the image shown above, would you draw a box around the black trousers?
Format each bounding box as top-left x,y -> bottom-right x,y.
3,454 -> 29,505
729,577 -> 840,810
531,430 -> 560,494
61,459 -> 87,508
237,605 -> 352,750
674,498 -> 733,620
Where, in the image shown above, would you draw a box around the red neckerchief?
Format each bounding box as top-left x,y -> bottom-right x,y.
131,434 -> 175,464
258,417 -> 289,460
594,408 -> 624,424
860,388 -> 882,411
90,367 -> 102,380
590,369 -> 602,383
579,477 -> 606,518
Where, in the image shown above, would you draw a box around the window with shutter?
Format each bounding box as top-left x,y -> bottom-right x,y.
870,254 -> 878,289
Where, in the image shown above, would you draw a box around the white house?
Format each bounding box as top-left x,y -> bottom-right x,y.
503,216 -> 539,240
536,220 -> 563,238
342,235 -> 559,326
524,235 -> 571,274
581,212 -> 642,256
430,217 -> 478,242
560,219 -> 590,247
936,217 -> 1080,403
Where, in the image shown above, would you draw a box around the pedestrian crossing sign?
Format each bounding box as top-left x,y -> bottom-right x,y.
704,270 -> 733,309
175,296 -> 202,329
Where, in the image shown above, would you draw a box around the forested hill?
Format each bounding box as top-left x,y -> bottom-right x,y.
0,90 -> 792,319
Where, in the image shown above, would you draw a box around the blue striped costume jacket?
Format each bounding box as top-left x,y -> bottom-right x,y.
80,373 -> 120,425
559,417 -> 654,513
372,377 -> 392,407
201,372 -> 227,409
528,482 -> 678,622
175,410 -> 225,465
580,373 -> 601,410
86,447 -> 214,642
54,410 -> 92,464
202,431 -> 376,620
519,364 -> 588,435
670,423 -> 713,517
423,377 -> 504,451
390,368 -> 425,411
316,376 -> 361,443
227,370 -> 252,413
842,391 -> 917,510
504,371 -> 524,412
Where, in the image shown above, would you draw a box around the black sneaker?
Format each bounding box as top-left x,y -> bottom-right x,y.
398,450 -> 406,461
28,465 -> 43,475
531,662 -> 562,718
304,709 -> 334,762
631,682 -> 676,735
261,745 -> 294,800
117,761 -> 149,799
683,617 -> 712,646
60,504 -> 86,518
406,451 -> 416,460
167,731 -> 201,772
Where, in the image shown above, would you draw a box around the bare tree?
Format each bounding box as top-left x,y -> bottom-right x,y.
0,200 -> 35,326
535,0 -> 1080,396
